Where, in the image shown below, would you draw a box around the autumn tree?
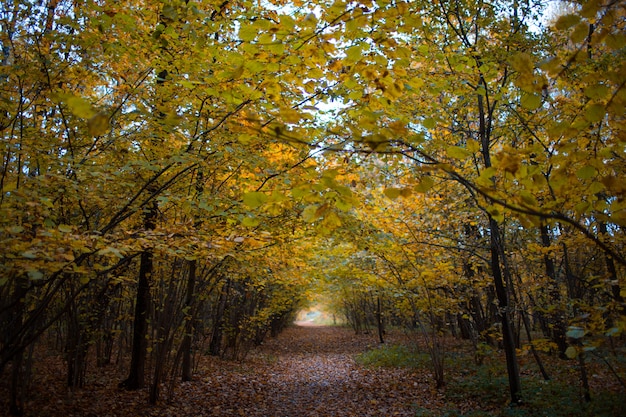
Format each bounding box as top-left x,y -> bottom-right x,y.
293,0 -> 625,404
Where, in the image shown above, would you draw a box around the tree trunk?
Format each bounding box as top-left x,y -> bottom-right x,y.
477,71 -> 522,403
489,217 -> 523,404
209,279 -> 230,356
181,259 -> 197,381
376,293 -> 385,344
8,278 -> 28,416
121,200 -> 157,390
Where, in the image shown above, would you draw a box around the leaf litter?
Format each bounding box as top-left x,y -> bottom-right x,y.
2,324 -> 443,416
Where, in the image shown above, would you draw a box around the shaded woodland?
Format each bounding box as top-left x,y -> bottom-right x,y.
1,0 -> 625,415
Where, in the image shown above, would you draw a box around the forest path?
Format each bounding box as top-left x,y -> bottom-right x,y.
182,324 -> 436,417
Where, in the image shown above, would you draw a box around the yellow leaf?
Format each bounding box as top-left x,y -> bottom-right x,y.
466,139 -> 480,153
238,133 -> 254,144
487,206 -> 504,223
28,270 -> 44,280
565,346 -> 578,359
321,211 -> 342,229
605,33 -> 626,50
335,198 -> 352,212
302,204 -> 319,222
519,191 -> 537,207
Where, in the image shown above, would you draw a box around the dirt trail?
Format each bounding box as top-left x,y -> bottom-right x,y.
14,324 -> 438,416
183,324 -> 433,417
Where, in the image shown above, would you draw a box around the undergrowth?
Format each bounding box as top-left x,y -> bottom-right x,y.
357,343 -> 626,417
355,344 -> 430,369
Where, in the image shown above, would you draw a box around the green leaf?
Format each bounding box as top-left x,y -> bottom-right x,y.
576,165 -> 597,180
62,94 -> 96,119
242,192 -> 268,208
335,198 -> 352,212
28,270 -> 44,280
520,93 -> 541,110
239,23 -> 257,41
585,104 -> 605,122
414,176 -> 434,193
242,216 -> 260,227
509,52 -> 534,75
554,14 -> 580,31
345,44 -> 363,62
87,113 -> 110,136
7,226 -> 24,234
58,224 -> 73,233
383,188 -> 402,199
446,146 -> 471,160
422,117 -> 436,129
161,4 -> 178,21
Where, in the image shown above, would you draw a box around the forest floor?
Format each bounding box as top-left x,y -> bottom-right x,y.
3,323 -> 625,416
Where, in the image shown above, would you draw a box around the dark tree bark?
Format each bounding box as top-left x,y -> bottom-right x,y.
120,200 -> 157,390
208,278 -> 230,356
8,279 -> 28,416
376,293 -> 385,344
476,65 -> 522,402
488,218 -> 523,404
181,259 -> 197,381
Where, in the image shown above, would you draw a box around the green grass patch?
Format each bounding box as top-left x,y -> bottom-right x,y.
355,344 -> 431,369
446,367 -> 626,417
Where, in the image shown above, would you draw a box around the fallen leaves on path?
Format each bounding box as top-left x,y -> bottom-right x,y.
1,325 -> 444,416
179,324 -> 442,417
